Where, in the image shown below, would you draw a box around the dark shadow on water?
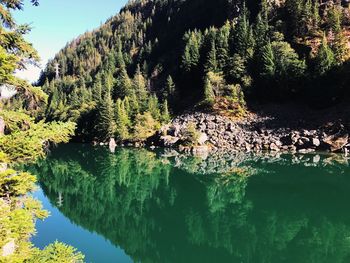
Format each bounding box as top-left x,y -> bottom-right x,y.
28,144 -> 350,263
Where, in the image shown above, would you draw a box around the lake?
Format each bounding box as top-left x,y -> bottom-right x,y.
28,144 -> 350,263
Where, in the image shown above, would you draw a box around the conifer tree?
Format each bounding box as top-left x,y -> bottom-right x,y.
115,99 -> 130,140
182,31 -> 201,72
132,64 -> 148,105
261,41 -> 275,77
116,67 -> 132,98
217,23 -> 230,73
203,74 -> 215,106
128,90 -> 140,120
95,91 -> 116,141
312,0 -> 320,31
233,2 -> 255,60
161,100 -> 171,123
165,75 -> 176,100
147,95 -> 161,120
205,41 -> 219,73
315,34 -> 335,76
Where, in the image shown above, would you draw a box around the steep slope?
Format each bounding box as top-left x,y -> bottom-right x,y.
39,0 -> 350,142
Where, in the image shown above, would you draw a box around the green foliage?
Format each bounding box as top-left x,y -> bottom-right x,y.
161,100 -> 171,124
30,242 -> 84,263
181,122 -> 200,146
95,92 -> 116,141
0,118 -> 76,162
315,35 -> 335,76
115,99 -> 130,141
133,112 -> 161,141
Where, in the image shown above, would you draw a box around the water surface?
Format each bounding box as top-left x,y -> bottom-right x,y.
29,144 -> 350,263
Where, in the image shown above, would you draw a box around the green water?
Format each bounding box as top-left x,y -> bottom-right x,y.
29,144 -> 350,263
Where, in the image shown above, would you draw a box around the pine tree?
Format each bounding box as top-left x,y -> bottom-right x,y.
217,22 -> 230,73
203,74 -> 215,106
95,92 -> 116,141
116,67 -> 132,98
147,95 -> 161,120
161,100 -> 171,123
205,41 -> 219,73
315,34 -> 335,76
233,2 -> 255,60
165,75 -> 175,98
333,30 -> 349,63
312,0 -> 320,31
128,90 -> 140,120
254,12 -> 269,49
115,99 -> 130,140
182,31 -> 201,72
302,0 -> 313,34
261,41 -> 275,77
132,65 -> 148,106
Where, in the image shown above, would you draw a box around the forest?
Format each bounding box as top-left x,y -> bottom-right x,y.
35,0 -> 350,142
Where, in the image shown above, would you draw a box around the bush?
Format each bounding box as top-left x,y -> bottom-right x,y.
181,122 -> 200,146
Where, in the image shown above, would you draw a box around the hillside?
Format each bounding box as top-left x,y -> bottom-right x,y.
38,0 -> 350,142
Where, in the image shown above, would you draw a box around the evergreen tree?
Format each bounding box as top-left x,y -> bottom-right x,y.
95,91 -> 116,141
115,99 -> 130,140
261,41 -> 275,77
182,31 -> 202,72
203,73 -> 215,106
132,65 -> 148,105
165,75 -> 176,100
312,0 -> 320,31
233,2 -> 255,60
161,100 -> 171,123
205,41 -> 219,73
315,34 -> 335,76
116,67 -> 132,98
128,90 -> 140,120
147,95 -> 161,120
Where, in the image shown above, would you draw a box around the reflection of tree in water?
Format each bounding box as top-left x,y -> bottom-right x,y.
30,145 -> 350,263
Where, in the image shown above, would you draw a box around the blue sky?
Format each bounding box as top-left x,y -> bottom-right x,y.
14,0 -> 128,82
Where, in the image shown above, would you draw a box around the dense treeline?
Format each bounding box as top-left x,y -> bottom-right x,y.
39,0 -> 350,141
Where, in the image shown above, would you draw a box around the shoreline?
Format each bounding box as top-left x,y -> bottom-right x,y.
148,109 -> 350,155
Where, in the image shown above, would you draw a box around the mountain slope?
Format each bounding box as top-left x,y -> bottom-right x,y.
39,0 -> 350,142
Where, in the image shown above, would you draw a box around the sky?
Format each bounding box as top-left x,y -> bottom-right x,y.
14,0 -> 128,83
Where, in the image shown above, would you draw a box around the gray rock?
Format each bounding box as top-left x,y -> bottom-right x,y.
160,135 -> 180,147
312,138 -> 321,147
198,133 -> 209,145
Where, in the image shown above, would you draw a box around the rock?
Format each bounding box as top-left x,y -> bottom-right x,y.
160,135 -> 180,147
197,133 -> 208,145
312,138 -> 321,147
270,143 -> 280,152
2,239 -> 15,257
323,133 -> 349,152
109,138 -> 117,153
313,155 -> 321,163
191,145 -> 210,156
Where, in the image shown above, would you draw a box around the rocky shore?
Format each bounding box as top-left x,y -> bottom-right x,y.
150,111 -> 350,154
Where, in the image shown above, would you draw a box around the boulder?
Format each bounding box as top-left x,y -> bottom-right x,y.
191,145 -> 210,157
2,239 -> 15,257
323,133 -> 349,152
160,135 -> 180,147
270,143 -> 280,152
197,133 -> 209,145
312,138 -> 321,147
